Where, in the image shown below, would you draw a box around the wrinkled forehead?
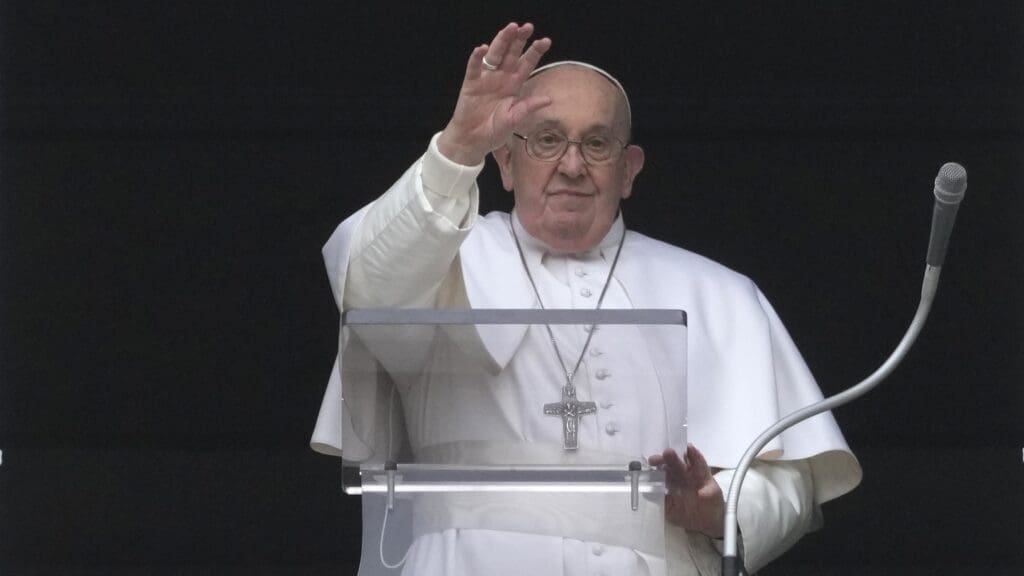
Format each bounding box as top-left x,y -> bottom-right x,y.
524,61 -> 632,135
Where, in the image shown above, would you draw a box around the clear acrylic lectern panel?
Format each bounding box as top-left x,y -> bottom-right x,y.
339,309 -> 686,576
352,464 -> 668,576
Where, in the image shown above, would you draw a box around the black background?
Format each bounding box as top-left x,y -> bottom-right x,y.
1,2 -> 1021,574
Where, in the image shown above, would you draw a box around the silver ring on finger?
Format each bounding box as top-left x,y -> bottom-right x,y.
481,56 -> 498,71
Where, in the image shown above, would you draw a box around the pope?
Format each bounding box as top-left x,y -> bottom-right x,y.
313,22 -> 861,575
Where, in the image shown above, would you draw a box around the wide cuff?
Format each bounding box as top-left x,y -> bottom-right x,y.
422,132 -> 485,198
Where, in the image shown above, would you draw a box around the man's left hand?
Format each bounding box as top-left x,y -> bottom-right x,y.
648,444 -> 724,538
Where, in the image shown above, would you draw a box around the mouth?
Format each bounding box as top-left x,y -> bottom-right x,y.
546,189 -> 594,197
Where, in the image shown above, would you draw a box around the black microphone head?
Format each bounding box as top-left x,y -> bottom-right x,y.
934,162 -> 967,204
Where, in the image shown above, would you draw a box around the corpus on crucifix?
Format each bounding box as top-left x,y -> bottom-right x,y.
544,385 -> 598,450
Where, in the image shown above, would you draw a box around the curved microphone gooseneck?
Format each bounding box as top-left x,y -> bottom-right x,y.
721,163 -> 968,576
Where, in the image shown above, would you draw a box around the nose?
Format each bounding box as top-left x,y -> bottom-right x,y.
557,142 -> 588,178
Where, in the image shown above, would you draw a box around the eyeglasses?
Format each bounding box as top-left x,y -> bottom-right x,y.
512,129 -> 628,166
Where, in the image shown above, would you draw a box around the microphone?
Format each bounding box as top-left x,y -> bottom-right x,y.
926,162 -> 967,267
721,162 -> 968,576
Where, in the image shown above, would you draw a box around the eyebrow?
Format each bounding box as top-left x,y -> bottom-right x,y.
527,119 -> 618,136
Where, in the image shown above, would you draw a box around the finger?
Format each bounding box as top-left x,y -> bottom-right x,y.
516,37 -> 552,76
685,444 -> 711,479
650,448 -> 685,472
483,22 -> 519,69
464,44 -> 489,80
657,448 -> 687,490
505,24 -> 534,64
503,94 -> 552,128
662,447 -> 685,469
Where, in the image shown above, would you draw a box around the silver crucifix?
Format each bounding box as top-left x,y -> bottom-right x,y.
544,385 -> 598,450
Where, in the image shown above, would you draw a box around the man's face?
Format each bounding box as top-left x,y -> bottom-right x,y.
493,66 -> 644,252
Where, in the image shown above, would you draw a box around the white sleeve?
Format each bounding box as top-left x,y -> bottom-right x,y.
712,459 -> 818,573
343,132 -> 484,309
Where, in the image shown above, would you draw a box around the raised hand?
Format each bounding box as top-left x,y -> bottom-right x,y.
437,22 -> 552,166
649,444 -> 726,538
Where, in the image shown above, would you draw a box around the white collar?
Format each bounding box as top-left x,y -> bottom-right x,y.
510,210 -> 626,264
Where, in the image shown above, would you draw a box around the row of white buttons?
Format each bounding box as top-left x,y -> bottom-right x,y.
590,349 -> 616,434
573,273 -> 619,436
569,260 -> 627,445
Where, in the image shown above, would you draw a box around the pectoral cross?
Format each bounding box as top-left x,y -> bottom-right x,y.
544,385 -> 598,450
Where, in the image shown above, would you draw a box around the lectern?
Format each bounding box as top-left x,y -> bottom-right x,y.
338,309 -> 687,575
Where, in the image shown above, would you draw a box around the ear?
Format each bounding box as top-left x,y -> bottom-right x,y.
619,145 -> 645,199
491,146 -> 516,192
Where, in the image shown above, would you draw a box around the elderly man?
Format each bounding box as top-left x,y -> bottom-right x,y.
312,22 -> 861,576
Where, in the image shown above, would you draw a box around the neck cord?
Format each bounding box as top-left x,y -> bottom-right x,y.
377,221 -> 626,569
509,216 -> 627,385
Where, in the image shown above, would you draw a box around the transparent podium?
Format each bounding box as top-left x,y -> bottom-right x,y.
339,309 -> 687,575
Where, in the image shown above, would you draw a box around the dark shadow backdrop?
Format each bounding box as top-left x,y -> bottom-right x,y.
1,2 -> 1022,574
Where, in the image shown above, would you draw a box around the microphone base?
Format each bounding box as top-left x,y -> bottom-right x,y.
722,555 -> 747,576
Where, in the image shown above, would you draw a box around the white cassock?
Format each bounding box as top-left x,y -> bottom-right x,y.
312,133 -> 862,575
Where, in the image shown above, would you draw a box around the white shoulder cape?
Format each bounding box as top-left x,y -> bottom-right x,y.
313,207 -> 861,505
